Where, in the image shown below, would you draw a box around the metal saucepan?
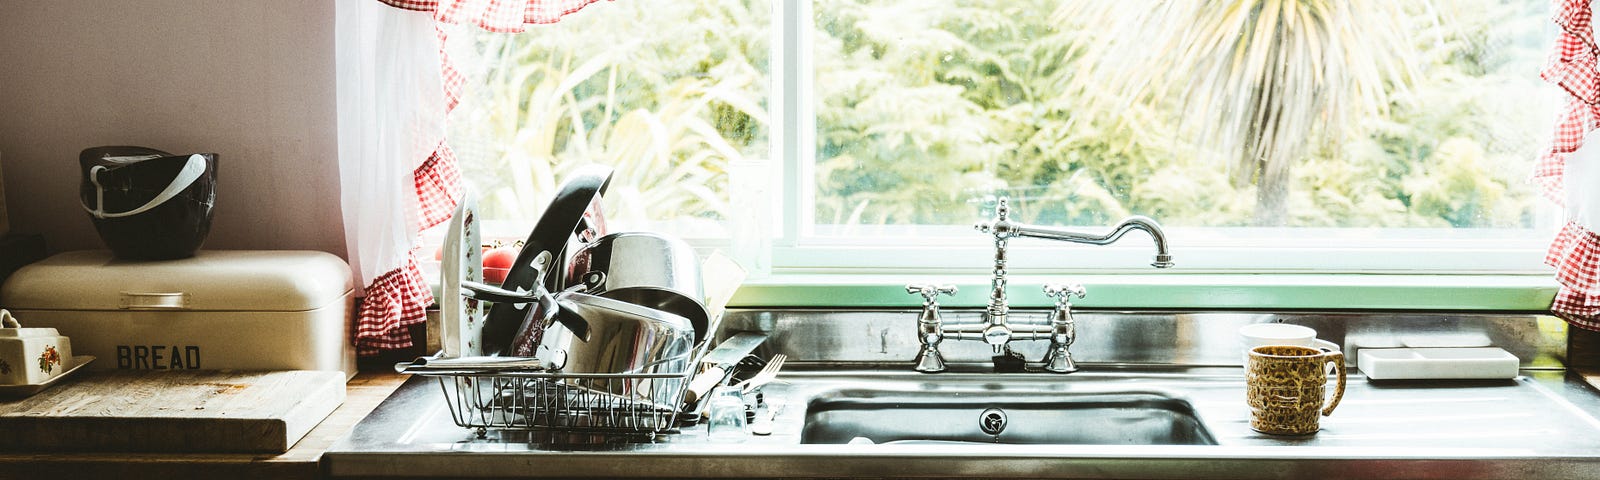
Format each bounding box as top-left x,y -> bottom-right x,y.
564,232 -> 710,342
464,283 -> 694,380
536,291 -> 696,405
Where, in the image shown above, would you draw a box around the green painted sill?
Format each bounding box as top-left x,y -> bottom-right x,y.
726,273 -> 1560,312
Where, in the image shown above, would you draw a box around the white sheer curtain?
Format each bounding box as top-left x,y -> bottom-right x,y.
1570,131 -> 1600,232
333,0 -> 604,355
336,0 -> 452,354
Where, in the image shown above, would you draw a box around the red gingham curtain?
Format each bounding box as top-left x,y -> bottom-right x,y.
1540,0 -> 1600,331
356,0 -> 606,356
378,0 -> 610,32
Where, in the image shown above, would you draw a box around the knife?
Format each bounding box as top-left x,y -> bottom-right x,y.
683,332 -> 767,405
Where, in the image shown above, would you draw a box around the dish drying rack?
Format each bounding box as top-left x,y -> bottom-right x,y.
401,340 -> 714,438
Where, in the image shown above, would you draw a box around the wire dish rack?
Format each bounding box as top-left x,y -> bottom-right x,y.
402,339 -> 712,437
418,370 -> 694,437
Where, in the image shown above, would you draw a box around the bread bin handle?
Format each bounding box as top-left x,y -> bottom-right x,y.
120,292 -> 189,310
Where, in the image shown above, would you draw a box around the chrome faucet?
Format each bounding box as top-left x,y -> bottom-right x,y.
909,196 -> 1173,373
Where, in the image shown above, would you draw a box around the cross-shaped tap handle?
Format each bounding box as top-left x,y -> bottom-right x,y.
906,284 -> 958,304
1043,283 -> 1087,307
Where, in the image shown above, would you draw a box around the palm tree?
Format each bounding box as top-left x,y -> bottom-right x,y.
1054,0 -> 1427,226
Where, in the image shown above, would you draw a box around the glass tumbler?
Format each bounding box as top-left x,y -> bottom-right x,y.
705,386 -> 749,442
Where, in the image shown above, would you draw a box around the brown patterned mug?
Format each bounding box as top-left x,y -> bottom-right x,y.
1247,345 -> 1347,435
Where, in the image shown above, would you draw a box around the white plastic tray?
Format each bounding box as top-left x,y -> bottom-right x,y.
1358,347 -> 1518,380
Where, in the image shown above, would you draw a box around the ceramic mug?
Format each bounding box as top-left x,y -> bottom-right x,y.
1239,323 -> 1340,352
1246,345 -> 1347,435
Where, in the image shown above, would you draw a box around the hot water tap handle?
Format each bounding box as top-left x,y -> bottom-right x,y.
906,284 -> 958,306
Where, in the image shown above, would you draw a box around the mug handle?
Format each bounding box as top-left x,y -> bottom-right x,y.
1322,350 -> 1347,416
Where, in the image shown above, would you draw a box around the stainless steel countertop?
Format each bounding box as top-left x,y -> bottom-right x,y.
324,365 -> 1600,479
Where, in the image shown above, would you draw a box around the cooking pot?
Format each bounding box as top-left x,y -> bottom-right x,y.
460,283 -> 692,404
565,232 -> 710,341
536,291 -> 695,405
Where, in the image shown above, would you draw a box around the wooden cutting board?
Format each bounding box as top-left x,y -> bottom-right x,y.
0,370 -> 344,453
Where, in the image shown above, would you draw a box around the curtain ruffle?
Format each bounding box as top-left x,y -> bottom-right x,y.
379,0 -> 610,33
416,144 -> 463,230
1554,0 -> 1596,54
1548,220 -> 1600,294
1534,101 -> 1600,203
1545,0 -> 1597,102
354,254 -> 434,355
1555,288 -> 1600,330
1541,41 -> 1598,105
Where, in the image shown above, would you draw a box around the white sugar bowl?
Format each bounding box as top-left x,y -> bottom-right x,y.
0,310 -> 73,385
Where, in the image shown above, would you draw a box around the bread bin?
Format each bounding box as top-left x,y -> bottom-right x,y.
0,250 -> 356,378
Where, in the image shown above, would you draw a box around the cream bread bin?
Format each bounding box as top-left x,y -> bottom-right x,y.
0,250 -> 355,379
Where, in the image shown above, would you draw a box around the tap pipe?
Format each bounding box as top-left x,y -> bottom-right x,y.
1010,216 -> 1173,268
977,201 -> 1174,269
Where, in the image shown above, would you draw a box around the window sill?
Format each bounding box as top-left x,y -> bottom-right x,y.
726,273 -> 1560,312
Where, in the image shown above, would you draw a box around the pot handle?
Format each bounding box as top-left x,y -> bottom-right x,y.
461,281 -> 543,304
550,296 -> 592,342
81,154 -> 208,219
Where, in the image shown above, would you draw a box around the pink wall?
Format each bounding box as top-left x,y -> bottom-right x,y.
0,0 -> 344,256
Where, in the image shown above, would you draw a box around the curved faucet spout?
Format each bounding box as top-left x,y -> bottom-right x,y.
975,199 -> 1174,269
1009,215 -> 1173,269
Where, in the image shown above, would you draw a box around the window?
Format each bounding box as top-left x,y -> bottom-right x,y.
442,0 -> 772,238
444,0 -> 1558,275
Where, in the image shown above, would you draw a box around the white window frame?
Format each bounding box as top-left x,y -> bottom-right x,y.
436,0 -> 1556,277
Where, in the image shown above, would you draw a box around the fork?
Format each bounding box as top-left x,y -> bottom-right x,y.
736,354 -> 787,394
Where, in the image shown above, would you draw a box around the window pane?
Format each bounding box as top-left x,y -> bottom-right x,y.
444,0 -> 771,238
811,0 -> 1553,233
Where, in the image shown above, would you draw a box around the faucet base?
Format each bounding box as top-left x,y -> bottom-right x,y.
914,347 -> 947,373
1043,347 -> 1078,373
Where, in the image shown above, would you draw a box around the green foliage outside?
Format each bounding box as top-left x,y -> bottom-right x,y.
815,0 -> 1550,228
444,0 -> 771,233
446,0 -> 1551,235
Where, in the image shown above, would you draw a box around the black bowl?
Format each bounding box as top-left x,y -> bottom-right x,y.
79,146 -> 216,260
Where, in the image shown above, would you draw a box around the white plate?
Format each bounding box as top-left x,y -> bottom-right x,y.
440,194 -> 485,358
0,355 -> 95,398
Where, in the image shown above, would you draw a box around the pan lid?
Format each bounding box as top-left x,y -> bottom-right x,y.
0,250 -> 353,312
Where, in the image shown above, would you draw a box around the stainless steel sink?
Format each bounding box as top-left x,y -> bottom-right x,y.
800,389 -> 1217,445
325,310 -> 1600,479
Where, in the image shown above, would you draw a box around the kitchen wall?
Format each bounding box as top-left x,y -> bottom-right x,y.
0,0 -> 343,256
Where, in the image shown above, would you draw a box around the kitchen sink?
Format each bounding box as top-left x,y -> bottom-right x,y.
326,310 -> 1600,479
800,389 -> 1217,445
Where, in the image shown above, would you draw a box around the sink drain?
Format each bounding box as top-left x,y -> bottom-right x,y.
979,408 -> 1008,435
